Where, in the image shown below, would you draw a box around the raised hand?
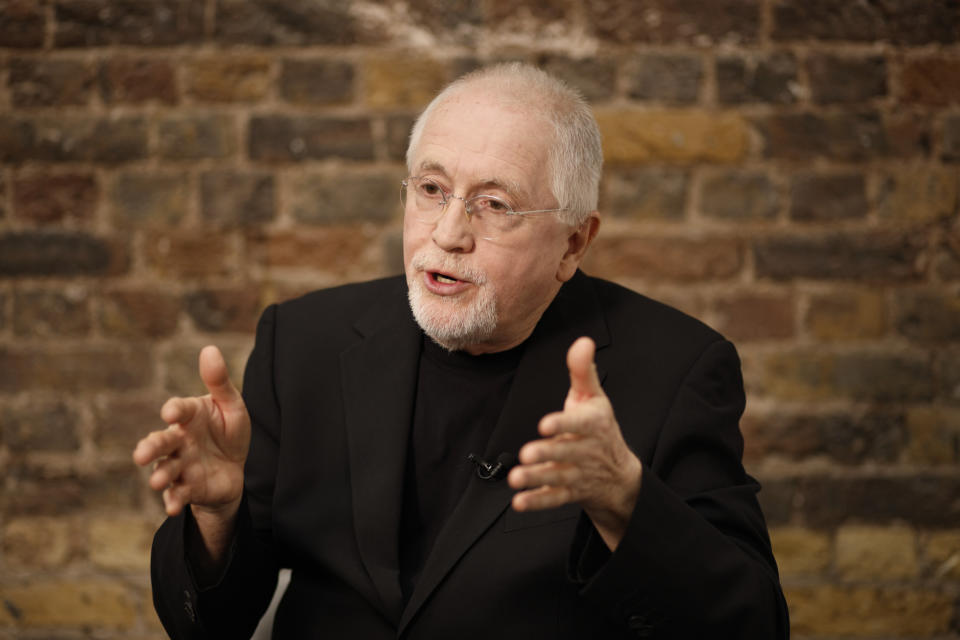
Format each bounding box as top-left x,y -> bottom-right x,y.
133,345 -> 250,520
508,336 -> 643,550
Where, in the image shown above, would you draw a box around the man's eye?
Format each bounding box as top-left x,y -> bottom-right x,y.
418,180 -> 444,198
473,196 -> 511,213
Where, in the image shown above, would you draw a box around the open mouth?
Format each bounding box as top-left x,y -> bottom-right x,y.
431,272 -> 460,284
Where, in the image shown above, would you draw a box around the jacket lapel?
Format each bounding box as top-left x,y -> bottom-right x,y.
398,272 -> 610,633
341,283 -> 421,625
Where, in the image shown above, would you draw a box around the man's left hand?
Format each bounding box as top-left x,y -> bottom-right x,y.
508,336 -> 643,551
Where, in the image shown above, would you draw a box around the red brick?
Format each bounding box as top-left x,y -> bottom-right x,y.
0,0 -> 45,48
144,232 -> 236,278
789,172 -> 868,222
772,0 -> 960,44
13,173 -> 98,225
754,112 -> 886,161
943,114 -> 960,162
0,232 -> 129,278
584,235 -> 743,282
99,290 -> 182,338
249,116 -> 375,162
184,287 -> 262,333
14,287 -> 91,337
9,58 -> 95,107
54,0 -> 204,47
900,57 -> 960,106
0,344 -> 153,392
99,57 -> 178,105
711,291 -> 794,341
0,401 -> 81,452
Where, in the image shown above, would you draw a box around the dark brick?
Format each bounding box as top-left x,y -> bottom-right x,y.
754,112 -> 887,161
110,172 -> 189,227
99,290 -> 181,338
0,174 -> 5,221
0,291 -> 7,331
0,0 -> 45,48
403,0 -> 484,36
13,173 -> 98,225
54,0 -> 204,47
900,57 -> 960,106
184,287 -> 262,333
0,232 -> 128,277
755,232 -> 924,282
944,115 -> 960,162
790,172 -> 868,222
9,58 -> 95,107
808,54 -> 887,104
2,465 -> 141,515
716,52 -> 798,105
214,0 -> 360,46
201,170 -> 274,227
884,112 -> 931,158
537,55 -> 616,103
771,0 -> 960,44
0,116 -> 148,164
99,58 -> 177,104
712,291 -> 794,341
584,0 -> 761,45
145,232 -> 235,278
14,288 -> 91,337
584,235 -> 743,282
756,348 -> 934,402
761,474 -> 960,528
0,402 -> 81,452
288,170 -> 396,224
699,170 -> 778,221
93,394 -> 167,452
942,347 -> 960,402
742,410 -> 905,465
280,59 -> 354,105
893,288 -> 960,342
386,115 -> 416,162
157,115 -> 236,159
486,0 -> 571,25
249,116 -> 374,162
603,168 -> 688,221
624,53 -> 702,104
0,344 -> 152,392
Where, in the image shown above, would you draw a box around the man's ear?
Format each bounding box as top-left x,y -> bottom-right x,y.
557,213 -> 600,282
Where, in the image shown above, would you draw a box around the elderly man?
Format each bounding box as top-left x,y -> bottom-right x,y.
135,63 -> 789,639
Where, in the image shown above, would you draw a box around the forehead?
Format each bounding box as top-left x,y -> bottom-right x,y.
413,90 -> 553,196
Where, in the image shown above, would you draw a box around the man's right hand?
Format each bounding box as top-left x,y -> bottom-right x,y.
133,345 -> 250,521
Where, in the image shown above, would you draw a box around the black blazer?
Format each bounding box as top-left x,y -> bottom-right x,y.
151,271 -> 789,639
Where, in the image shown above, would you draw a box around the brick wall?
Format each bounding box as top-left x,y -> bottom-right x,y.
0,1 -> 958,637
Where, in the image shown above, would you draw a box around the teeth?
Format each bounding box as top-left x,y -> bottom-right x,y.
435,274 -> 457,284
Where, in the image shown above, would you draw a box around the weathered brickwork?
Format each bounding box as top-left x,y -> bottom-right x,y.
1,1 -> 958,638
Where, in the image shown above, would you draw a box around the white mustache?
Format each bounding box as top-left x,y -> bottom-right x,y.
411,251 -> 487,285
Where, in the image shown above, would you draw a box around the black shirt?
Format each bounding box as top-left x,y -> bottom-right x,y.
399,335 -> 524,603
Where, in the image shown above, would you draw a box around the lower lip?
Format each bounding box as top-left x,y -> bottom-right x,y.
422,271 -> 472,296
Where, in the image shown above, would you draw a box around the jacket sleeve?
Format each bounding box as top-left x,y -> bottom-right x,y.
150,305 -> 283,639
570,339 -> 790,639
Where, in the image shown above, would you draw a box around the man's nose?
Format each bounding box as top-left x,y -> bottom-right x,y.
431,196 -> 475,252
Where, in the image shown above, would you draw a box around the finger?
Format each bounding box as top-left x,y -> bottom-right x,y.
199,345 -> 243,412
159,396 -> 202,427
508,461 -> 579,490
162,483 -> 191,517
567,337 -> 602,401
149,456 -> 184,491
518,436 -> 587,465
512,485 -> 573,512
132,426 -> 185,466
539,404 -> 604,437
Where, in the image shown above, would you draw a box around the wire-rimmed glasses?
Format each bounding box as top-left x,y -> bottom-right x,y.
401,176 -> 566,241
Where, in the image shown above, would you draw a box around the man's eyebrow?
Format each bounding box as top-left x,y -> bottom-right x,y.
416,160 -> 529,203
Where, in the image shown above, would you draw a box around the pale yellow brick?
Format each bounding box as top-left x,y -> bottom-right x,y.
924,530 -> 960,580
596,109 -> 749,165
88,515 -> 155,571
364,55 -> 448,108
836,524 -> 918,580
770,526 -> 831,577
186,56 -> 272,102
0,580 -> 136,628
879,166 -> 959,222
787,585 -> 954,636
805,289 -> 886,341
3,516 -> 75,568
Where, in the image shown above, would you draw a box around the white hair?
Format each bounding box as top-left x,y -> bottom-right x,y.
406,62 -> 603,226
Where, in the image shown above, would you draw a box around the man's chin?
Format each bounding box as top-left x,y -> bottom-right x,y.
407,286 -> 498,352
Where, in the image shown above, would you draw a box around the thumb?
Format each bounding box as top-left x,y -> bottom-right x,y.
566,336 -> 603,401
198,345 -> 242,410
